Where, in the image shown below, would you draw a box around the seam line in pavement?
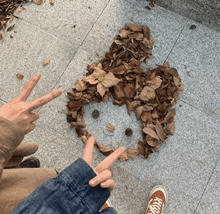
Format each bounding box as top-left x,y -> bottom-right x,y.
179,98 -> 220,123
194,155 -> 220,213
164,21 -> 189,63
49,0 -> 111,93
17,17 -> 73,47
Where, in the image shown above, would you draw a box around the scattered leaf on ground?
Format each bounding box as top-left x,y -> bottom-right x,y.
106,124 -> 115,132
42,59 -> 50,66
16,73 -> 24,80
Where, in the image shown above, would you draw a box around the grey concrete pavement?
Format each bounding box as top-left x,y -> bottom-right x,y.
0,0 -> 220,213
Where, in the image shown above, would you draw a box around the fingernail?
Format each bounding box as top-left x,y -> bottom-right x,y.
89,180 -> 95,186
36,73 -> 41,77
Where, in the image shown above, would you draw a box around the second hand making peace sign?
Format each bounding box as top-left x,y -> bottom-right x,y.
84,136 -> 125,191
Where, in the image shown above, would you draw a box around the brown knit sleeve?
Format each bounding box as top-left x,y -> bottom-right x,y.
0,117 -> 24,181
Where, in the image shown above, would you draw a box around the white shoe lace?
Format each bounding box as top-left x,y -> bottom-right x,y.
147,197 -> 164,214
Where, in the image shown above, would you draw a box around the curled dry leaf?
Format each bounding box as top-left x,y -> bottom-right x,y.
18,6 -> 25,12
16,73 -> 24,80
75,79 -> 86,91
42,59 -> 50,66
143,127 -> 160,140
106,124 -> 115,132
155,120 -> 167,141
138,86 -> 156,101
33,0 -> 44,5
127,148 -> 139,159
119,153 -> 129,161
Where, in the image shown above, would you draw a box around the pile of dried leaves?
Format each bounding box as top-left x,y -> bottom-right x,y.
0,0 -> 43,37
66,23 -> 184,161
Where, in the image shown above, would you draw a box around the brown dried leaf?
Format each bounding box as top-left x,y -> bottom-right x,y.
0,33 -> 3,40
138,86 -> 155,101
124,84 -> 136,98
67,101 -> 82,111
97,82 -> 108,97
18,6 -> 25,12
106,124 -> 115,132
131,101 -> 141,109
143,127 -> 160,140
33,0 -> 43,5
155,121 -> 167,141
136,106 -> 144,120
119,153 -> 129,161
119,29 -> 130,38
114,83 -> 125,99
147,76 -> 162,89
96,143 -> 114,156
164,109 -> 176,122
42,59 -> 50,66
127,148 -> 139,159
102,72 -> 122,88
166,122 -> 175,135
16,73 -> 24,80
71,119 -> 86,128
75,79 -> 86,91
110,65 -> 126,75
126,100 -> 133,115
7,24 -> 15,32
127,23 -> 142,32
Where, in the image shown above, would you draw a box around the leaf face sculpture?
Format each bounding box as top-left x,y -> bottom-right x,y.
66,24 -> 183,161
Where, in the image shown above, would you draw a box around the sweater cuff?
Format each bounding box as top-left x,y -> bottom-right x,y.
59,158 -> 110,213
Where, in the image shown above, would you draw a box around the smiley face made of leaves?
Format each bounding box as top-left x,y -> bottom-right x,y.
66,24 -> 184,161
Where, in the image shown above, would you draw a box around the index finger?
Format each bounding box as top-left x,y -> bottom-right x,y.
28,89 -> 63,111
17,73 -> 41,101
94,147 -> 125,174
83,136 -> 95,166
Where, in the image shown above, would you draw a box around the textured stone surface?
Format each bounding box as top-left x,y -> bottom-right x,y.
0,0 -> 220,213
0,19 -> 75,103
14,0 -> 109,45
166,20 -> 220,117
154,0 -> 220,31
195,158 -> 220,214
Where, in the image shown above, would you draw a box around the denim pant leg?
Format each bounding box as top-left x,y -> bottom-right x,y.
100,207 -> 118,214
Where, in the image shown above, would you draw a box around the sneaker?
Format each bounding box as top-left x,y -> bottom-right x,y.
145,185 -> 167,214
20,157 -> 40,168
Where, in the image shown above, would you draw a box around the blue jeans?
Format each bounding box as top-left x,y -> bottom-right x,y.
10,158 -> 118,214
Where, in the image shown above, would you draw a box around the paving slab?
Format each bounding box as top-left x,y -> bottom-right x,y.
195,157 -> 220,214
166,20 -> 220,117
14,0 -> 110,45
23,121 -> 84,172
0,19 -> 75,103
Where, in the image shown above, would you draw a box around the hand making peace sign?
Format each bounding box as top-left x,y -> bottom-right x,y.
84,136 -> 125,191
0,73 -> 62,134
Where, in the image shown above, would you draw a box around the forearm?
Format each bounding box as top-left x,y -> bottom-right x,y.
0,116 -> 24,180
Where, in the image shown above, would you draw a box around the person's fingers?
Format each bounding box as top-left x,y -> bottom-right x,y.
94,147 -> 125,174
100,179 -> 115,191
83,136 -> 95,166
17,73 -> 41,101
24,123 -> 36,134
89,169 -> 112,187
28,89 -> 63,111
29,112 -> 40,123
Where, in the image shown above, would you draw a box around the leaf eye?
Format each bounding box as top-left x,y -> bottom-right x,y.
92,110 -> 99,119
